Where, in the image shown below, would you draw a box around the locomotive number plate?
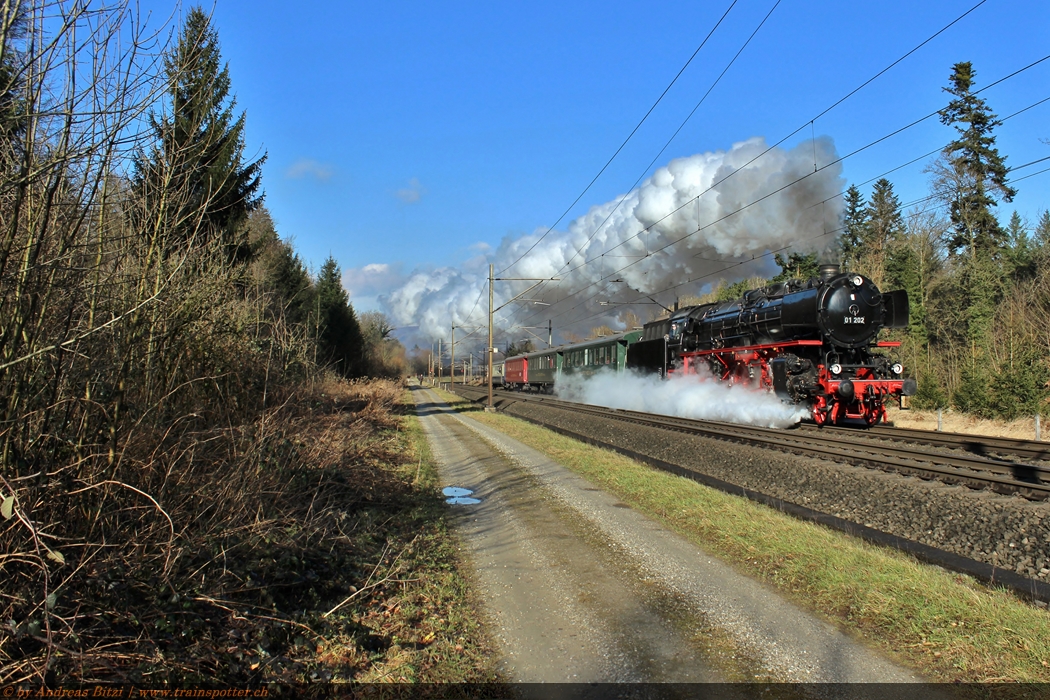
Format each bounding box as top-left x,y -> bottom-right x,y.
843,316 -> 866,324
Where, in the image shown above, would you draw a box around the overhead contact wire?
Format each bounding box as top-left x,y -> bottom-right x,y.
496,0 -> 740,278
518,0 -> 1002,326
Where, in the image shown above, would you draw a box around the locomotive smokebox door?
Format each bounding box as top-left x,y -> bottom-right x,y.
770,358 -> 791,400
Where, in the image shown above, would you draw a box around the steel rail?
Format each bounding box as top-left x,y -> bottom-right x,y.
454,386 -> 1050,499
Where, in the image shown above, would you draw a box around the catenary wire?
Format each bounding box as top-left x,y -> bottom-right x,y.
497,0 -> 739,279
516,0 -> 992,299
519,84 -> 1050,331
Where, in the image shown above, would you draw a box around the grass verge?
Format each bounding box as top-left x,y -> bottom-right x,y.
434,388 -> 1050,683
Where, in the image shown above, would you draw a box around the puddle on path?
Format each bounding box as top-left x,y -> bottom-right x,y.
443,486 -> 481,505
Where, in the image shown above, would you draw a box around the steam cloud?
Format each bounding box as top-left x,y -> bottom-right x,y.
557,369 -> 809,429
384,136 -> 844,344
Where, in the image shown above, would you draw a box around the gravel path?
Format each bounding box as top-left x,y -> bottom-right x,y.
498,397 -> 1050,588
412,385 -> 925,683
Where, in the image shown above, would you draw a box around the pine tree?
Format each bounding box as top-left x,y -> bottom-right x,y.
136,7 -> 265,258
839,184 -> 867,270
931,62 -> 1016,411
315,256 -> 363,377
1033,209 -> 1050,269
863,178 -> 905,285
865,180 -> 904,250
1003,211 -> 1034,281
935,62 -> 1016,260
249,208 -> 316,327
0,2 -> 28,168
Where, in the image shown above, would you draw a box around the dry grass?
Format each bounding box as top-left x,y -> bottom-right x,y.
1,378 -> 501,685
888,406 -> 1045,441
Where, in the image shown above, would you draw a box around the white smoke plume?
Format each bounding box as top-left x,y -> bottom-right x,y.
556,369 -> 809,429
383,136 -> 844,345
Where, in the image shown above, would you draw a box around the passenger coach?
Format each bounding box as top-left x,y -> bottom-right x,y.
502,330 -> 642,393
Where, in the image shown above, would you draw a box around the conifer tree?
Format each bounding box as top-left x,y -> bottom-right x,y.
0,1 -> 28,168
839,184 -> 867,270
1033,209 -> 1050,269
934,61 -> 1016,260
863,178 -> 905,285
316,256 -> 364,377
865,179 -> 905,250
136,7 -> 265,258
930,62 -> 1015,412
1003,211 -> 1034,281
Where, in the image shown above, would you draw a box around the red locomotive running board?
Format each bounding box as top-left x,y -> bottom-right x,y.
682,339 -> 823,358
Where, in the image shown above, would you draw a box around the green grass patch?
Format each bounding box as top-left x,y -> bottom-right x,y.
442,392 -> 1050,682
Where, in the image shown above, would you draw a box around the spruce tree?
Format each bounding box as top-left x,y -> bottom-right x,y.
1003,211 -> 1034,280
315,256 -> 364,377
839,184 -> 867,271
933,62 -> 1015,413
865,179 -> 905,250
1033,209 -> 1050,269
863,178 -> 905,285
0,2 -> 28,168
137,7 -> 265,258
936,61 -> 1016,259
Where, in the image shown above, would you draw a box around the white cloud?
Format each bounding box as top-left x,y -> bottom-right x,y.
342,262 -> 406,299
395,177 -> 425,204
286,158 -> 335,181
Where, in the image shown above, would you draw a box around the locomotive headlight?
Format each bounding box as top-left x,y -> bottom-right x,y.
830,363 -> 842,375
851,275 -> 864,287
891,363 -> 903,375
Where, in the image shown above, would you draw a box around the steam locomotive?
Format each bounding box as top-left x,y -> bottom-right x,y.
626,264 -> 917,425
502,264 -> 916,425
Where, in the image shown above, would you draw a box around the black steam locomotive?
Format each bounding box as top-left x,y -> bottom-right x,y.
626,264 -> 917,425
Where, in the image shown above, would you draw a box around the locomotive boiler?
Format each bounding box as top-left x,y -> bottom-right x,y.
626,264 -> 918,425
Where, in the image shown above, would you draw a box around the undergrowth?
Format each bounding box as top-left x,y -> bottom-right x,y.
1,378 -> 501,685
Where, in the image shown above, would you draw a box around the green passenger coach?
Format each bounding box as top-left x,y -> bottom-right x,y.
502,330 -> 643,392
560,331 -> 643,380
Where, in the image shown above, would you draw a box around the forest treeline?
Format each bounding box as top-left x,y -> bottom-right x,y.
0,2 -> 406,680
0,0 -> 404,485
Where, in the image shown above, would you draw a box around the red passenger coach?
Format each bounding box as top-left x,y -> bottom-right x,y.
503,355 -> 527,388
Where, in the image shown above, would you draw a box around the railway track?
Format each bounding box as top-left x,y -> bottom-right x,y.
449,384 -> 1050,500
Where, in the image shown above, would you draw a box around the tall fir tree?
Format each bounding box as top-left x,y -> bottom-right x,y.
865,179 -> 905,249
936,61 -> 1016,260
136,7 -> 265,259
864,178 -> 905,285
315,256 -> 363,378
1003,211 -> 1034,281
932,62 -> 1015,411
1032,209 -> 1050,269
0,1 -> 27,168
839,184 -> 867,271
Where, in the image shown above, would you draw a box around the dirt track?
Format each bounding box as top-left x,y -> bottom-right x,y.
411,384 -> 926,684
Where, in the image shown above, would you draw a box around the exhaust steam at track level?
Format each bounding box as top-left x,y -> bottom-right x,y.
555,369 -> 809,429
383,136 -> 846,344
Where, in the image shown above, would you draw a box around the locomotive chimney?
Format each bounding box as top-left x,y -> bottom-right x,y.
818,263 -> 840,281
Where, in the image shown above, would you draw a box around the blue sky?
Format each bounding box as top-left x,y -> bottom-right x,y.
163,0 -> 1049,342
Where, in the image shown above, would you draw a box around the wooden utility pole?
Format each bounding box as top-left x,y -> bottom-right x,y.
451,325 -> 455,387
